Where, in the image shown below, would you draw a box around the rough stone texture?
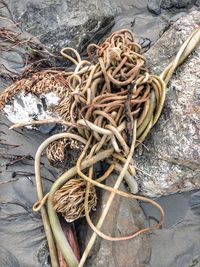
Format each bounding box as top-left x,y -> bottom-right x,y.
147,0 -> 162,14
147,0 -> 199,15
135,11 -> 200,197
6,0 -> 118,52
161,0 -> 196,9
7,0 -> 195,55
5,0 -> 167,55
2,0 -> 200,58
2,0 -> 198,78
77,175 -> 151,267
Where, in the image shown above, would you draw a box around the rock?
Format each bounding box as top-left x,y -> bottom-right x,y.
7,0 -> 194,55
5,0 -> 164,54
135,11 -> 200,197
0,246 -> 21,267
6,0 -> 117,52
112,11 -> 170,50
0,112 -> 59,267
161,0 -> 196,9
2,92 -> 61,134
147,0 -> 162,15
147,0 -> 199,16
77,175 -> 151,267
111,1 -> 198,50
141,190 -> 200,267
2,0 -> 198,75
196,0 -> 200,6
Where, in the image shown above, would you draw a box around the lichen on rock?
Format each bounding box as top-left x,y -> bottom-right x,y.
135,11 -> 200,197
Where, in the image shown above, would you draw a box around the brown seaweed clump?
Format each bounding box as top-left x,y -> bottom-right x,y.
46,138 -> 84,166
0,71 -> 74,121
53,177 -> 97,222
0,71 -> 80,165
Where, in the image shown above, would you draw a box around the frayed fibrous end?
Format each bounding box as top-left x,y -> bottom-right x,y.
46,138 -> 84,165
53,177 -> 97,222
0,71 -> 75,122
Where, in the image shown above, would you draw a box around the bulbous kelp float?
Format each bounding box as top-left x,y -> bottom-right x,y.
0,28 -> 200,267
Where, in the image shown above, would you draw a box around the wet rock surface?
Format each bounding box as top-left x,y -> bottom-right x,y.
77,175 -> 151,267
135,11 -> 200,197
0,115 -> 56,267
142,190 -> 200,267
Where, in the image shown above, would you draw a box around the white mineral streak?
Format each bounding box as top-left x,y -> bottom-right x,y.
3,92 -> 61,126
44,92 -> 60,106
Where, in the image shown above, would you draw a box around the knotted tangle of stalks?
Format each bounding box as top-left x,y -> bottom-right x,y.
29,29 -> 166,267
0,29 -> 166,267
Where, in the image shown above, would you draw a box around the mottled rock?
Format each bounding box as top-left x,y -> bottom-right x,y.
135,11 -> 200,197
7,0 -> 193,56
6,0 -> 117,52
111,1 -> 197,51
161,0 -> 196,9
147,0 -> 162,14
5,0 -> 164,55
147,0 -> 199,15
77,175 -> 151,267
0,246 -> 21,267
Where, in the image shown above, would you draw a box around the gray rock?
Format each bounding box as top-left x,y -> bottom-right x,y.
196,0 -> 200,6
147,0 -> 199,16
7,0 -> 194,55
0,246 -> 21,267
6,0 -> 165,55
161,0 -> 196,9
135,11 -> 200,197
111,3 -> 198,51
6,0 -> 117,52
142,191 -> 200,267
0,112 -> 58,267
112,10 -> 170,50
147,0 -> 162,15
77,175 -> 151,267
2,0 -> 198,76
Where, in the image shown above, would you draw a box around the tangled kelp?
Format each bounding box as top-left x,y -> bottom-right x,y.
0,30 -> 165,163
1,27 -> 200,267
54,176 -> 97,222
